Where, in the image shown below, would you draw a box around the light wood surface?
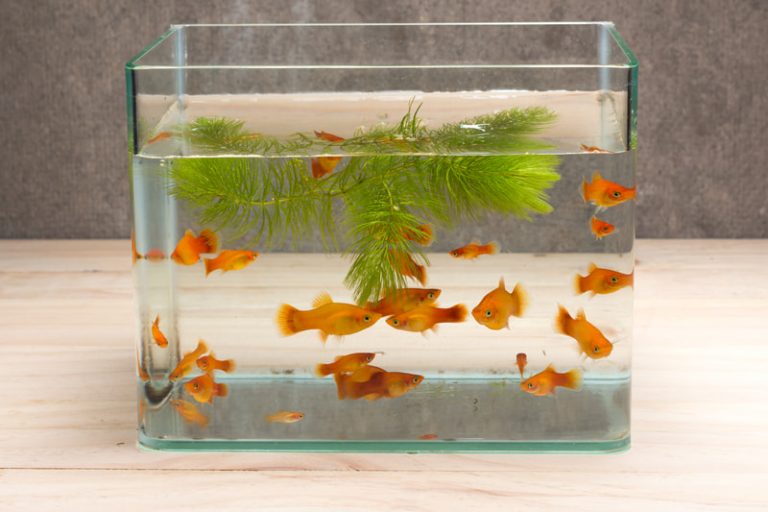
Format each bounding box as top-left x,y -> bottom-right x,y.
1,239 -> 767,511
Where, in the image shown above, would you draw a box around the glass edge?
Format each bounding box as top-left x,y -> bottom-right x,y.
125,25 -> 181,70
605,23 -> 638,68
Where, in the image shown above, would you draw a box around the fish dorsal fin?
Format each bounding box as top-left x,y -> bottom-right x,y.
498,277 -> 506,291
312,292 -> 333,308
588,262 -> 597,273
576,308 -> 586,320
544,363 -> 556,373
592,170 -> 603,182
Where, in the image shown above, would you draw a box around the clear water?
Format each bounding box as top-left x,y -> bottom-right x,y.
132,92 -> 634,451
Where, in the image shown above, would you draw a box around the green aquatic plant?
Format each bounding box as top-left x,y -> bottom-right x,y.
169,105 -> 561,304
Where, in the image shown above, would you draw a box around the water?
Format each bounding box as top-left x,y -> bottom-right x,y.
132,91 -> 633,451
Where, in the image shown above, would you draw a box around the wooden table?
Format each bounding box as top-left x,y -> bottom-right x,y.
1,240 -> 766,511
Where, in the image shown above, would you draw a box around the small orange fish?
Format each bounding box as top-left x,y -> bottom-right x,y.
204,249 -> 258,276
171,399 -> 209,428
196,352 -> 236,374
131,230 -> 141,265
171,229 -> 219,265
169,340 -> 209,381
184,373 -> 228,404
151,314 -> 168,348
555,305 -> 614,359
516,353 -> 527,378
520,364 -> 582,397
579,144 -> 612,154
404,224 -> 433,246
332,365 -> 387,398
419,433 -> 439,440
471,278 -> 528,330
365,288 -> 441,316
449,241 -> 498,260
315,352 -> 377,377
147,131 -> 173,145
336,370 -> 424,401
144,248 -> 166,261
590,216 -> 616,240
574,263 -> 634,296
266,411 -> 305,423
386,304 -> 467,334
394,252 -> 427,285
311,156 -> 342,179
314,130 -> 345,143
582,171 -> 636,209
137,350 -> 150,382
276,292 -> 382,343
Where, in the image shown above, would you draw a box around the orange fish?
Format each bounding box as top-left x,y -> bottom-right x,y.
137,350 -> 150,382
449,241 -> 498,260
386,304 -> 467,334
144,248 -> 166,261
266,411 -> 305,423
574,263 -> 634,296
276,292 -> 382,343
590,216 -> 616,240
520,364 -> 582,397
184,373 -> 228,404
204,249 -> 258,276
555,305 -> 613,359
169,340 -> 209,381
315,352 -> 377,377
516,353 -> 527,378
419,433 -> 439,440
365,288 -> 441,316
171,229 -> 219,265
311,156 -> 342,179
196,352 -> 236,374
336,370 -> 424,401
151,314 -> 168,348
579,144 -> 612,154
404,224 -> 433,246
147,131 -> 173,145
582,171 -> 636,209
314,130 -> 345,143
131,230 -> 141,265
471,278 -> 528,330
394,252 -> 427,286
171,399 -> 209,428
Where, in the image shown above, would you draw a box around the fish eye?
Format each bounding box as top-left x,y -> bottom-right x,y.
192,383 -> 199,391
367,355 -> 374,362
485,310 -> 492,318
527,382 -> 534,389
593,346 -> 600,353
427,292 -> 434,299
412,376 -> 420,384
610,276 -> 619,283
612,191 -> 622,198
602,226 -> 610,232
392,319 -> 399,326
363,315 -> 371,322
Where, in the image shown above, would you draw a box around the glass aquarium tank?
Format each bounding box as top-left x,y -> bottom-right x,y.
126,23 -> 638,452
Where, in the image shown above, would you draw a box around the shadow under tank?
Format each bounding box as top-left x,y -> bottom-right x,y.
127,23 -> 638,452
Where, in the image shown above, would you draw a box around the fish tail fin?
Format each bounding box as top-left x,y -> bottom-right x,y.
315,363 -> 333,377
581,177 -> 589,202
415,264 -> 427,286
555,304 -> 571,336
197,340 -> 209,356
486,241 -> 499,255
220,359 -> 236,373
204,258 -> 216,276
447,304 -> 468,323
310,158 -> 323,179
216,383 -> 229,398
511,284 -> 529,317
420,224 -> 434,246
198,229 -> 219,254
628,271 -> 635,287
562,369 -> 583,391
574,273 -> 586,295
276,304 -> 299,336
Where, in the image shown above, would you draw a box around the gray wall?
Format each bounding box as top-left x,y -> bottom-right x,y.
1,0 -> 766,239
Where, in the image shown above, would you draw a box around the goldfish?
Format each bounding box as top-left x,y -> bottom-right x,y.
590,216 -> 616,240
184,373 -> 229,404
315,352 -> 377,377
449,241 -> 498,260
171,399 -> 209,428
574,263 -> 634,296
204,249 -> 258,276
151,314 -> 168,348
520,364 -> 582,397
386,304 -> 467,334
555,305 -> 614,359
404,224 -> 433,246
311,156 -> 342,179
582,171 -> 636,209
137,350 -> 150,382
364,288 -> 441,316
169,340 -> 209,381
579,144 -> 612,154
276,292 -> 382,343
336,369 -> 424,401
171,229 -> 219,265
419,433 -> 439,440
196,352 -> 236,374
266,411 -> 305,423
394,252 -> 427,285
516,353 -> 527,378
144,248 -> 166,261
147,131 -> 173,145
314,130 -> 345,143
471,278 -> 528,330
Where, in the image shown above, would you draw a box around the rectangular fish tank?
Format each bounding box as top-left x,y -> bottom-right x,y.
127,23 -> 638,452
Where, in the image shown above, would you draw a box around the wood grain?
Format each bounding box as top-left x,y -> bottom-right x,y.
0,239 -> 767,511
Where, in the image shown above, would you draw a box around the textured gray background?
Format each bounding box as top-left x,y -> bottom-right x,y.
1,0 -> 766,239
